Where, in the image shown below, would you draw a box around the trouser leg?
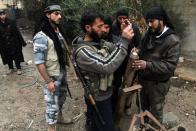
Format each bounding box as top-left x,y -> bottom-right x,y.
44,85 -> 59,125
150,100 -> 164,123
137,86 -> 150,112
148,81 -> 170,123
85,97 -> 94,131
86,97 -> 116,131
15,60 -> 21,69
111,85 -> 120,113
7,57 -> 14,69
58,79 -> 67,111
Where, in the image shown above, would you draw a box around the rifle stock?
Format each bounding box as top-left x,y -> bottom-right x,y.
62,36 -> 106,125
62,38 -> 105,125
73,61 -> 105,125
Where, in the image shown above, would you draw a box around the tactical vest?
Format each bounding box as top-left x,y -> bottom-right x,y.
39,31 -> 60,76
74,40 -> 114,101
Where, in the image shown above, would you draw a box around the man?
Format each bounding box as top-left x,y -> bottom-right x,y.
72,10 -> 134,131
102,15 -> 113,40
33,4 -> 72,131
132,6 -> 180,124
0,9 -> 26,75
111,8 -> 141,115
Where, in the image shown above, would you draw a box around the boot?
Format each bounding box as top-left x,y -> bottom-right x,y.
17,69 -> 22,75
48,124 -> 56,131
6,69 -> 14,75
57,111 -> 73,124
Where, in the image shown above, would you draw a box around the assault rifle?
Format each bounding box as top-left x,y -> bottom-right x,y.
62,38 -> 105,125
72,59 -> 105,125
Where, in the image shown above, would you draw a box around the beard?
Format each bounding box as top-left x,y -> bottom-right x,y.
89,29 -> 101,42
101,32 -> 109,40
149,22 -> 162,36
50,19 -> 60,26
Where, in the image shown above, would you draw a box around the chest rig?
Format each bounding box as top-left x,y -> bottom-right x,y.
74,40 -> 114,92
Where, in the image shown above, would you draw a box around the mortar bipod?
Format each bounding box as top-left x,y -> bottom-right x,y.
128,85 -> 167,131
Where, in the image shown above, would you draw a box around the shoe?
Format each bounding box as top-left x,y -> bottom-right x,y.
17,69 -> 22,75
6,69 -> 14,75
57,111 -> 73,124
48,124 -> 56,131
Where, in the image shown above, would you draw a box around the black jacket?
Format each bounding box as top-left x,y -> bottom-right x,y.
138,28 -> 180,82
111,20 -> 141,87
0,18 -> 25,64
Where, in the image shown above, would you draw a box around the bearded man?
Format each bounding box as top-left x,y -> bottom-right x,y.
72,10 -> 134,131
33,4 -> 72,131
132,6 -> 180,124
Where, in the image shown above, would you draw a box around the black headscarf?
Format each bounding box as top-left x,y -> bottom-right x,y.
116,8 -> 129,18
103,15 -> 112,26
102,15 -> 113,41
34,15 -> 66,69
145,6 -> 174,30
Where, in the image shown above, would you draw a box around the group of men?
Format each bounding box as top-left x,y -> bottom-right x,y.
32,3 -> 180,131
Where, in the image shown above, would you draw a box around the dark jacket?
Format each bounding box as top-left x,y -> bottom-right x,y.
0,18 -> 25,64
111,20 -> 141,87
138,28 -> 180,82
72,36 -> 130,101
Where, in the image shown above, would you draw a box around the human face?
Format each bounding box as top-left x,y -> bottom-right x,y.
86,18 -> 104,41
102,24 -> 110,39
47,11 -> 62,24
147,19 -> 164,35
117,15 -> 128,24
0,12 -> 6,21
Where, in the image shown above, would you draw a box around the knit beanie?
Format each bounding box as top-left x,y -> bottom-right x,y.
145,6 -> 174,29
116,8 -> 129,18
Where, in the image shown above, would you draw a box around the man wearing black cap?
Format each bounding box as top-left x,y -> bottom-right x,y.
33,3 -> 72,131
111,7 -> 141,115
132,6 -> 180,124
0,9 -> 26,75
102,15 -> 113,40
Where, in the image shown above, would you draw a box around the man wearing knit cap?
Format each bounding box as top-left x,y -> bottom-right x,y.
132,6 -> 180,124
111,7 -> 141,116
102,15 -> 113,40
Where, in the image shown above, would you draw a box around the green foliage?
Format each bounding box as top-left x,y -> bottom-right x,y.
23,0 -> 186,40
60,0 -> 128,41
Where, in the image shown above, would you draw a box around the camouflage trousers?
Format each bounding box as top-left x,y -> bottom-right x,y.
43,75 -> 67,125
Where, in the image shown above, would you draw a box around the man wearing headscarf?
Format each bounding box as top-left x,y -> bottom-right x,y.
132,6 -> 180,124
33,3 -> 72,131
0,9 -> 26,75
111,7 -> 141,115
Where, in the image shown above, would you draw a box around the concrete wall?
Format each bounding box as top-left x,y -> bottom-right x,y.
173,0 -> 196,60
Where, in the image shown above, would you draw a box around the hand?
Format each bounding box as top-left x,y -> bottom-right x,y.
121,25 -> 134,41
47,81 -> 56,92
131,47 -> 139,54
132,60 -> 147,70
121,19 -> 131,31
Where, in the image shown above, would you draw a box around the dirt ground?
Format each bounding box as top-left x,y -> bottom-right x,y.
0,29 -> 196,131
